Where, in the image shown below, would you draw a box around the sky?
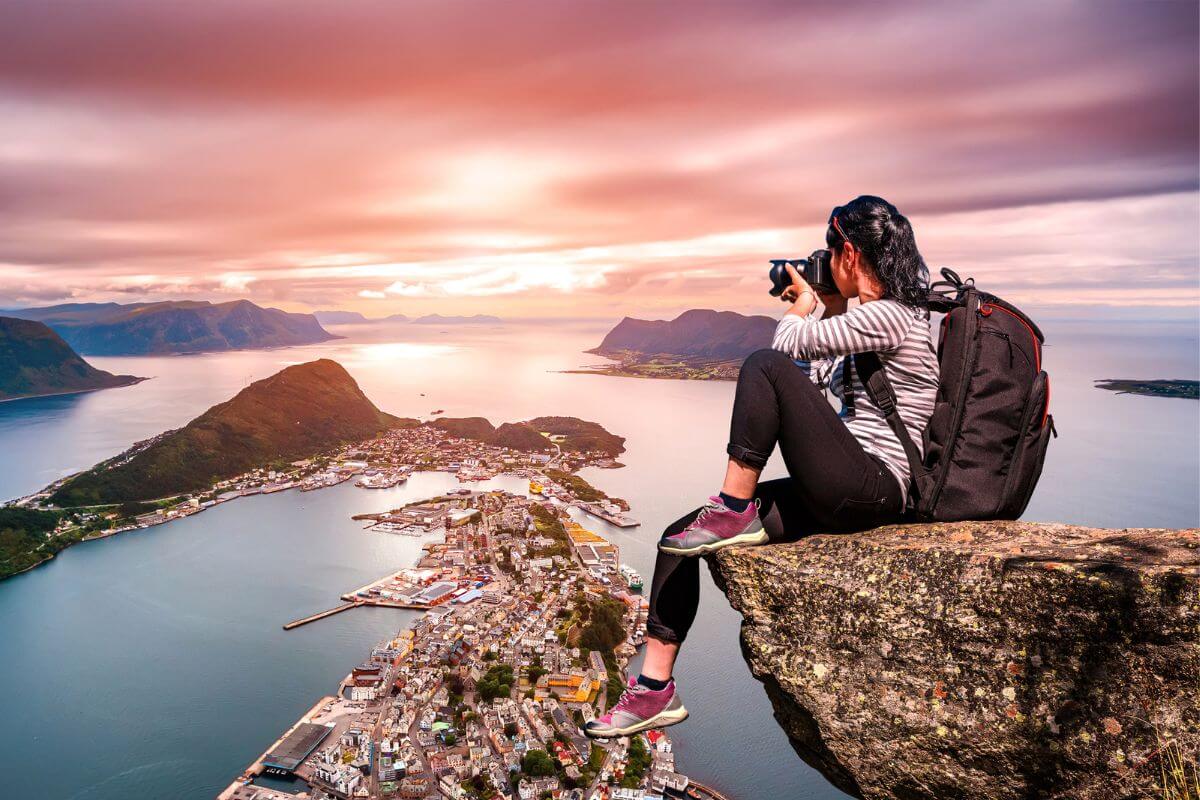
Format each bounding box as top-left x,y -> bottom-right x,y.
0,0 -> 1197,320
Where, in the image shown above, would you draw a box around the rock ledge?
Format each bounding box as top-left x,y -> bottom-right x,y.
709,521 -> 1199,800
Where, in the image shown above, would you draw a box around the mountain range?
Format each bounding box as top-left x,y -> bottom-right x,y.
413,314 -> 502,325
0,316 -> 143,401
590,309 -> 776,359
3,300 -> 338,356
50,359 -> 404,506
313,310 -> 409,325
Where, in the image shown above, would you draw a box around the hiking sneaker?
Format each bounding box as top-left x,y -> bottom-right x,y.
657,496 -> 766,556
583,678 -> 688,739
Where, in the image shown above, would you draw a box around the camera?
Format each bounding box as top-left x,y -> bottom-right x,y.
768,250 -> 836,296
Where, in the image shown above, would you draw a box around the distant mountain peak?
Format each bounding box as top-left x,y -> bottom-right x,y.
0,316 -> 143,401
590,308 -> 776,360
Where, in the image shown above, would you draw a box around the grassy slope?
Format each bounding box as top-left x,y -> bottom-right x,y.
51,359 -> 399,506
0,316 -> 141,400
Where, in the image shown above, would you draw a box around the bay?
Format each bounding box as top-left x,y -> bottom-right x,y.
0,317 -> 1195,799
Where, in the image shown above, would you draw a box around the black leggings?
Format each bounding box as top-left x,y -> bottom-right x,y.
646,348 -> 904,644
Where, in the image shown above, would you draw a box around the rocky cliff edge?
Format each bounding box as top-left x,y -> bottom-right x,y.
708,522 -> 1199,800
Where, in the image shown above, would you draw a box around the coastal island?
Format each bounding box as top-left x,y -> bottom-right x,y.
1094,378 -> 1198,399
570,309 -> 775,381
0,315 -> 144,402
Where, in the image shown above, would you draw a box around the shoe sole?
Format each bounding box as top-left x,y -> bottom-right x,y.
583,705 -> 690,739
657,529 -> 769,557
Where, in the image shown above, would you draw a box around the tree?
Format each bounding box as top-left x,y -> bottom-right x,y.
580,597 -> 626,654
522,749 -> 555,777
478,664 -> 514,702
620,735 -> 651,788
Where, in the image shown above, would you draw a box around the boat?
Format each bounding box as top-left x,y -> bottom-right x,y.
619,564 -> 643,592
577,501 -> 639,528
528,480 -> 544,495
355,471 -> 409,489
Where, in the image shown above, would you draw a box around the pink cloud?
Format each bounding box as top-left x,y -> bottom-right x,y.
0,1 -> 1194,314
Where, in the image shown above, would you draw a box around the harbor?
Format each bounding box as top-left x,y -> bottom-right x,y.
222,486 -> 690,800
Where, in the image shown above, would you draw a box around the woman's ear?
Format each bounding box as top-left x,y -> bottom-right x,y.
844,241 -> 860,274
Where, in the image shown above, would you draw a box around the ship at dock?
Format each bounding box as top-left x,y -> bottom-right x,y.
619,563 -> 643,592
355,468 -> 410,489
577,500 -> 639,528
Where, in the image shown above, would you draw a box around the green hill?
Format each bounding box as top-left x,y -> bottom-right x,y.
423,416 -> 623,455
526,417 -> 625,457
50,359 -> 398,506
0,316 -> 142,401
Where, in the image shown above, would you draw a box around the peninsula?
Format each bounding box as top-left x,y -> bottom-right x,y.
1094,378 -> 1198,399
572,309 -> 775,381
2,299 -> 337,355
3,360 -> 633,580
0,315 -> 143,401
222,487 -> 704,800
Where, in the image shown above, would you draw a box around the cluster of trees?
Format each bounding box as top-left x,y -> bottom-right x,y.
0,507 -> 66,580
543,468 -> 608,503
521,748 -> 556,777
580,595 -> 627,655
528,503 -> 572,558
477,664 -> 514,702
460,774 -> 498,800
620,735 -> 652,788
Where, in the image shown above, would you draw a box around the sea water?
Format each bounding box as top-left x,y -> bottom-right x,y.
0,318 -> 1195,799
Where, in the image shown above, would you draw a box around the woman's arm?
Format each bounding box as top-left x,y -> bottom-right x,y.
772,300 -> 915,361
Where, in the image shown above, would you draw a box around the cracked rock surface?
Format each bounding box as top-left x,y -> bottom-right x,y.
708,522 -> 1199,799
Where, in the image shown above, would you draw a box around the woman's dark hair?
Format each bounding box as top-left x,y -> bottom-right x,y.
826,195 -> 928,307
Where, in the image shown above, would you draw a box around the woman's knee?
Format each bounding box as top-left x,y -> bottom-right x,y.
741,348 -> 791,377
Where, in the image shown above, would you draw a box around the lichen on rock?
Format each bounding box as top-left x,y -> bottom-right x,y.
707,522 -> 1199,800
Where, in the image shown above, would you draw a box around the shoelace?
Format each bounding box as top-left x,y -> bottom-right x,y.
687,501 -> 725,528
612,685 -> 643,713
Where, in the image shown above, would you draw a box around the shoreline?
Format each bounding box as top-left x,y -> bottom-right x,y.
219,483 -> 667,799
0,375 -> 149,404
2,424 -> 634,583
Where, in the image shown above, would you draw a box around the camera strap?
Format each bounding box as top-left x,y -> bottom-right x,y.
853,351 -> 925,505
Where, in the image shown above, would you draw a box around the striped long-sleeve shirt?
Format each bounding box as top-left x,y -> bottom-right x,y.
771,299 -> 939,501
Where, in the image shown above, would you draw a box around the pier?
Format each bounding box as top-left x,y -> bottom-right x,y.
690,780 -> 736,800
282,602 -> 360,630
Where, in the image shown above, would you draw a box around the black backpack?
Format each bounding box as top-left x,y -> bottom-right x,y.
856,269 -> 1056,522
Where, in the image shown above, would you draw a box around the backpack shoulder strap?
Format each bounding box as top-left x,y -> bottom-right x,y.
854,351 -> 924,500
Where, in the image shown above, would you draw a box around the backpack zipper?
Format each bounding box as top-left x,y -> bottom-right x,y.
996,371 -> 1045,516
982,329 -> 1014,367
926,291 -> 980,514
981,302 -> 1041,372
982,301 -> 1048,428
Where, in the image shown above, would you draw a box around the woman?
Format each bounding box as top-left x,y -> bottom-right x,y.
584,195 -> 939,738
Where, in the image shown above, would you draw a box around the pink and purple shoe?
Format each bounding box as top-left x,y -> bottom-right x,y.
657,496 -> 766,556
583,677 -> 689,739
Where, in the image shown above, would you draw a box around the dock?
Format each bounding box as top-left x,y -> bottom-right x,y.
216,696 -> 335,799
283,602 -> 360,630
690,780 -> 736,800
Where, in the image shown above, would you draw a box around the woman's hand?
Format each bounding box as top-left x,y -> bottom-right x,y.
781,263 -> 819,317
817,288 -> 848,318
